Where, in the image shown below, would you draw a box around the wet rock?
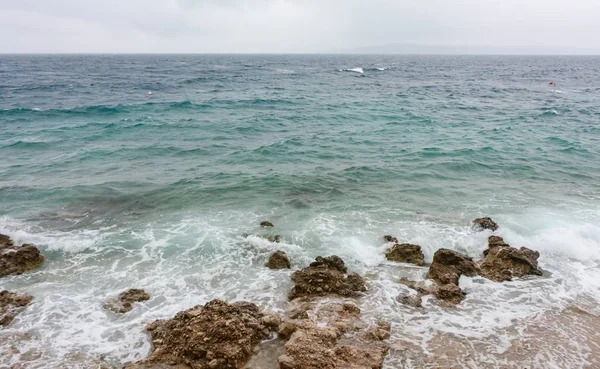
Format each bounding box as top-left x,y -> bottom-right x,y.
383,235 -> 398,243
279,325 -> 388,369
473,217 -> 499,231
396,293 -> 423,308
433,284 -> 466,305
265,250 -> 291,270
104,289 -> 150,314
277,299 -> 389,368
0,234 -> 13,247
261,312 -> 281,330
480,243 -> 543,282
289,256 -> 366,300
0,235 -> 44,277
426,248 -> 478,285
397,278 -> 432,295
362,320 -> 391,341
259,234 -> 281,243
1,290 -> 33,327
385,243 -> 425,266
260,221 -> 274,228
309,255 -> 347,273
137,299 -> 272,369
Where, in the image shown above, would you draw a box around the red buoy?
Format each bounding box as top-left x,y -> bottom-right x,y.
549,81 -> 554,85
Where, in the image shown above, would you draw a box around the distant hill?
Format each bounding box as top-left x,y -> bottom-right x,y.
340,43 -> 599,55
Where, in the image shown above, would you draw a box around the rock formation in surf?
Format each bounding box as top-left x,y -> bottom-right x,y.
288,256 -> 366,300
426,248 -> 478,304
1,290 -> 33,327
480,236 -> 543,282
136,299 -> 273,369
472,217 -> 499,231
258,234 -> 281,243
383,235 -> 398,243
104,289 -> 150,314
0,234 -> 44,277
277,299 -> 389,369
265,250 -> 291,269
260,221 -> 274,228
385,243 -> 425,266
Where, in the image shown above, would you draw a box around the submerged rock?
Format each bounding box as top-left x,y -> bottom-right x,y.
433,284 -> 466,305
472,217 -> 499,231
104,289 -> 150,314
260,221 -> 274,228
426,249 -> 478,285
385,243 -> 425,266
0,235 -> 44,277
383,235 -> 398,243
289,256 -> 366,300
265,250 -> 291,269
396,293 -> 423,308
0,290 -> 33,327
258,234 -> 281,243
138,299 -> 272,369
362,320 -> 392,341
480,243 -> 543,282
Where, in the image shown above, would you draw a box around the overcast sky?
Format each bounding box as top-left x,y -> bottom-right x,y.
1,0 -> 599,53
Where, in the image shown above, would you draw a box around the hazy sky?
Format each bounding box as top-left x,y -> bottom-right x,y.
1,0 -> 599,53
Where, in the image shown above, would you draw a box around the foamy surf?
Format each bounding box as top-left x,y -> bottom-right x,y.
2,205 -> 599,368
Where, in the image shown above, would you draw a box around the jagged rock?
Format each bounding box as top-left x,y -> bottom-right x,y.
289,256 -> 366,300
280,326 -> 388,369
385,243 -> 425,266
0,235 -> 44,277
433,284 -> 466,305
362,320 -> 391,341
260,221 -> 274,228
309,256 -> 347,273
137,300 -> 273,369
383,235 -> 398,243
473,217 -> 499,231
480,244 -> 543,282
104,289 -> 150,314
1,291 -> 33,327
277,299 -> 390,368
426,249 -> 478,285
396,293 -> 423,308
265,250 -> 291,269
0,234 -> 13,247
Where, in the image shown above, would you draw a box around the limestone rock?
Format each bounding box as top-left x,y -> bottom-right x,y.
0,235 -> 44,277
265,250 -> 291,270
104,289 -> 150,314
472,217 -> 499,231
1,291 -> 33,327
383,235 -> 398,243
288,256 -> 366,300
480,244 -> 543,282
426,248 -> 478,285
138,300 -> 272,369
260,221 -> 274,228
433,284 -> 466,305
384,243 -> 425,266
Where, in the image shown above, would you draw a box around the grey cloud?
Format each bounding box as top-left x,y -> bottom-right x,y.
0,0 -> 599,53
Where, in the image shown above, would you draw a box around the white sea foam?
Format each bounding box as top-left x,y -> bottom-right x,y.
344,68 -> 364,74
1,206 -> 599,368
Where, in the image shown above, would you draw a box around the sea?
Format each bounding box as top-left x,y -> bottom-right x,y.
1,54 -> 600,369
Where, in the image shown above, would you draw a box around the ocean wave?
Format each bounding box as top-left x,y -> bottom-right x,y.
340,68 -> 364,74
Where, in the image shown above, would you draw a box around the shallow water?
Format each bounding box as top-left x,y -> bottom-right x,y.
1,55 -> 600,368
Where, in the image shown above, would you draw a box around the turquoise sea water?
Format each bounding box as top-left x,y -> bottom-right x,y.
1,55 -> 600,368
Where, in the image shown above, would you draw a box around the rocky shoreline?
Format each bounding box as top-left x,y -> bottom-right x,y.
0,217 -> 548,368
